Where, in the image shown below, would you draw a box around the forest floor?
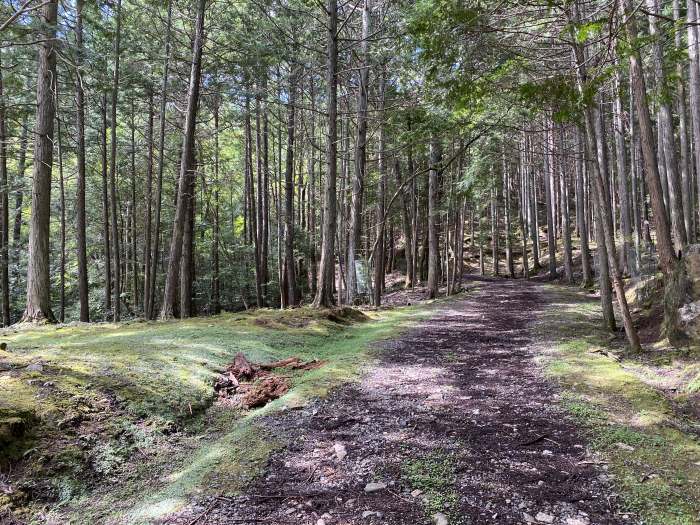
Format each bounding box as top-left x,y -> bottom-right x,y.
161,278 -> 700,525
1,277 -> 699,525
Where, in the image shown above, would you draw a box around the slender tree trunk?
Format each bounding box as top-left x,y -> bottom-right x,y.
160,0 -> 205,319
544,125 -> 557,278
687,0 -> 700,239
569,11 -> 640,350
427,139 -> 441,299
674,0 -> 693,241
130,100 -> 138,311
179,149 -> 195,318
620,0 -> 676,275
282,69 -> 298,307
212,100 -> 221,314
21,0 -> 57,323
12,116 -> 28,251
559,128 -> 574,284
373,70 -> 386,306
613,60 -> 634,274
519,159 -> 530,279
313,0 -> 338,308
109,0 -> 122,321
56,95 -> 65,322
347,0 -> 371,303
101,96 -> 112,317
645,0 -> 687,250
143,91 -> 154,317
575,131 -> 592,287
0,52 -> 10,325
148,0 -> 173,319
74,0 -> 89,321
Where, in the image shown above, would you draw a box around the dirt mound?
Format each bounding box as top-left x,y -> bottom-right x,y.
326,307 -> 369,324
214,353 -> 324,409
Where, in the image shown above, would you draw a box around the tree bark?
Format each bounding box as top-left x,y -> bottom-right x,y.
148,0 -> 173,319
74,0 -> 89,322
544,125 -> 557,278
21,0 -> 58,323
427,139 -> 441,299
373,70 -> 386,307
620,0 -> 676,276
0,52 -> 10,325
109,0 -> 122,321
313,0 -> 338,308
347,0 -> 371,304
282,68 -> 298,307
160,0 -> 205,319
645,0 -> 687,250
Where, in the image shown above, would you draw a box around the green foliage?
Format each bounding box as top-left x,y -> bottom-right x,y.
402,451 -> 459,517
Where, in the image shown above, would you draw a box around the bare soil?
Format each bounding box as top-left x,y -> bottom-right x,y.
164,278 -> 621,525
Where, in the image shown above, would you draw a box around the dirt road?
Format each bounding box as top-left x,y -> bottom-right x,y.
167,279 -> 620,525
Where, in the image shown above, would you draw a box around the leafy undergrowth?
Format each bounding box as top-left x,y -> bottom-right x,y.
539,285 -> 700,525
0,305 -> 425,524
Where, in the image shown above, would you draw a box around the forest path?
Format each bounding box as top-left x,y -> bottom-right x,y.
167,279 -> 620,525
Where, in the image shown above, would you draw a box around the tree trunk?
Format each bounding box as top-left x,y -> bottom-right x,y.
674,0 -> 693,241
109,0 -> 122,321
427,139 -> 441,299
0,52 -> 10,325
143,91 -> 154,317
56,94 -> 65,322
347,0 -> 371,304
544,125 -> 557,278
620,0 -> 676,275
575,129 -> 593,286
645,0 -> 687,251
559,128 -> 574,284
282,69 -> 298,307
101,96 -> 112,318
211,98 -> 221,314
613,59 -> 634,274
373,70 -> 386,307
21,0 -> 57,323
687,0 -> 700,239
313,0 -> 338,308
74,0 -> 89,321
160,0 -> 205,319
148,0 -> 173,319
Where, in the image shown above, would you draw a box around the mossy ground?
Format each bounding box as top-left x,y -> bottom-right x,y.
0,305 -> 426,524
539,285 -> 700,525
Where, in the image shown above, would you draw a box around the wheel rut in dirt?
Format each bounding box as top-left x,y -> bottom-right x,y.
167,278 -> 620,525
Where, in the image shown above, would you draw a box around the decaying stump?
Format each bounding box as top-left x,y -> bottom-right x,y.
214,353 -> 324,409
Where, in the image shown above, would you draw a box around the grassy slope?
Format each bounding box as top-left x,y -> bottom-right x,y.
0,305 -> 427,524
538,286 -> 700,525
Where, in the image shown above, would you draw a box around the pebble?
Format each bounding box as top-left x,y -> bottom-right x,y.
333,443 -> 347,461
411,489 -> 423,498
364,482 -> 387,493
615,442 -> 635,451
26,363 -> 43,372
523,513 -> 535,523
535,512 -> 555,523
565,517 -> 590,525
433,512 -> 448,525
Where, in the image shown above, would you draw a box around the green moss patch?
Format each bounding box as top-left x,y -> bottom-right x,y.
0,304 -> 426,524
540,286 -> 700,525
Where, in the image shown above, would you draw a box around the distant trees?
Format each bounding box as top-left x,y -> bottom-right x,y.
0,0 -> 699,352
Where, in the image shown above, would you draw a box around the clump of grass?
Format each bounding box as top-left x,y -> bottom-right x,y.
401,451 -> 458,517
